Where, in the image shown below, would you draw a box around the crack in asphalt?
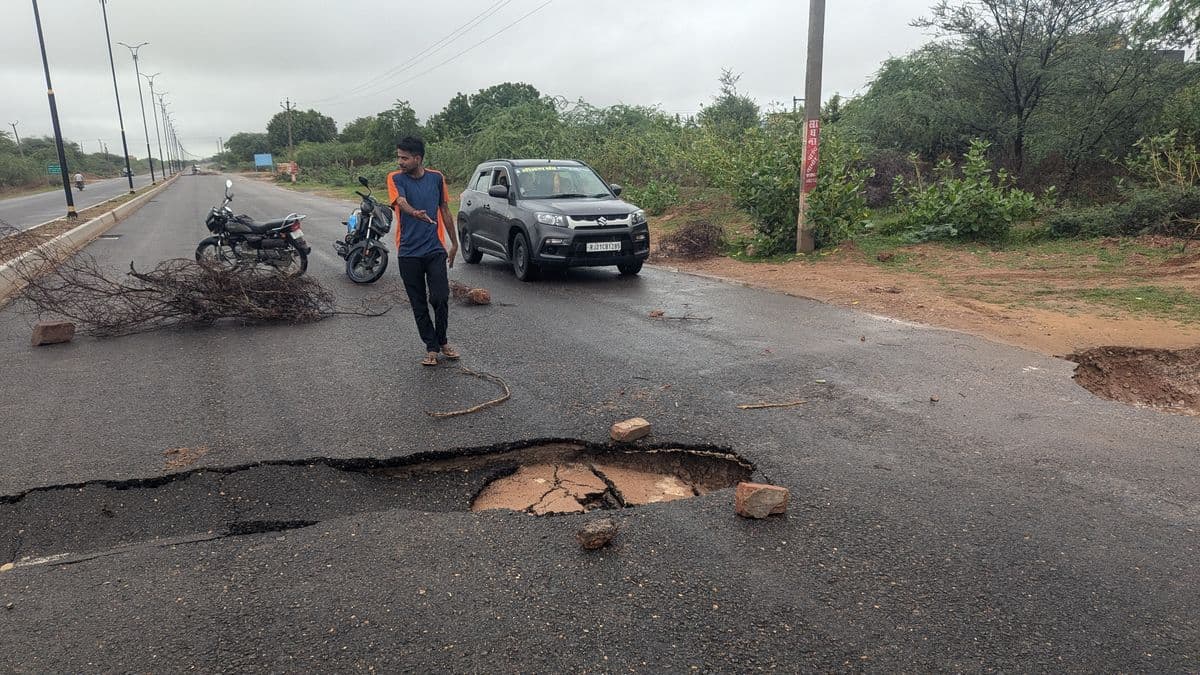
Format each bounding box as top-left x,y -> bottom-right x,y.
1,440 -> 754,564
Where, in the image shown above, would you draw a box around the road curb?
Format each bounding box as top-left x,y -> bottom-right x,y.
0,176 -> 179,305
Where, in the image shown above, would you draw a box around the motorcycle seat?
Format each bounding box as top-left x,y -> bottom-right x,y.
232,215 -> 293,234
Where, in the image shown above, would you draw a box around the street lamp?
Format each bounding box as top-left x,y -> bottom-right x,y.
99,0 -> 135,193
158,95 -> 173,174
116,40 -> 156,184
142,73 -> 166,177
30,0 -> 77,219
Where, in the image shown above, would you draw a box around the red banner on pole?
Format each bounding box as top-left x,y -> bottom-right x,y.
802,118 -> 820,193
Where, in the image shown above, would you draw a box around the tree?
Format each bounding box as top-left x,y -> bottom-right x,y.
916,0 -> 1141,174
266,109 -> 337,154
361,100 -> 422,162
339,116 -> 376,143
1142,0 -> 1200,43
470,82 -> 543,114
224,132 -> 271,160
426,93 -> 475,142
697,69 -> 761,138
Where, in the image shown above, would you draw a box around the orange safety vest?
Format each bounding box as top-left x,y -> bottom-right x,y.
386,168 -> 449,251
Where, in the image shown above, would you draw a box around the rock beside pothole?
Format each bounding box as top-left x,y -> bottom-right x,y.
577,518 -> 619,550
610,417 -> 651,442
31,320 -> 75,346
735,482 -> 789,519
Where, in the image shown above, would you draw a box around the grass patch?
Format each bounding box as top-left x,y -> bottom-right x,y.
1074,286 -> 1200,322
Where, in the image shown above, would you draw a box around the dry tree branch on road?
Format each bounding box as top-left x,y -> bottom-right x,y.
11,244 -> 387,337
426,367 -> 511,418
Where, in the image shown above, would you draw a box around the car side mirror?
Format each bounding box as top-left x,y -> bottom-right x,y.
609,183 -> 623,196
488,184 -> 509,199
358,176 -> 369,187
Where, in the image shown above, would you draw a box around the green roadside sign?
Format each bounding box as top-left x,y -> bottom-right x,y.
47,164 -> 61,175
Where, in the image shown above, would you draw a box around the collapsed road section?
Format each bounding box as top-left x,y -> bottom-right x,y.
1,441 -> 753,567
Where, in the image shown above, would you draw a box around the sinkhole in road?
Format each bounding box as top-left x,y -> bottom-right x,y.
1068,346 -> 1200,416
470,450 -> 752,515
1,441 -> 752,566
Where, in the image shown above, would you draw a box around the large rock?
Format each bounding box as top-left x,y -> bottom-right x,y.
734,482 -> 789,518
610,417 -> 651,442
576,518 -> 619,550
31,320 -> 75,346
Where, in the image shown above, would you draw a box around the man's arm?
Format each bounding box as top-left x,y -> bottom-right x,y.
392,196 -> 434,223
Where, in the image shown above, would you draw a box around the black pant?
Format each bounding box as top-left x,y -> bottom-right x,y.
397,252 -> 449,352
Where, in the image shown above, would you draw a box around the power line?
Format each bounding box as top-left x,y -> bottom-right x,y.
308,0 -> 514,105
391,1 -> 555,89
329,0 -> 556,108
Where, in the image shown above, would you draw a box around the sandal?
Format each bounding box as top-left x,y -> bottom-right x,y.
441,344 -> 461,360
421,351 -> 439,366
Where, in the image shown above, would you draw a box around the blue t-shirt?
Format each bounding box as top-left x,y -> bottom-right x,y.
391,170 -> 447,257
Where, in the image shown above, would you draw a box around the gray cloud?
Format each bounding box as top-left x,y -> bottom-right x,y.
1,0 -> 933,158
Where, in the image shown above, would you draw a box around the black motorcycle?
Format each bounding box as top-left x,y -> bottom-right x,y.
195,179 -> 312,276
334,176 -> 392,284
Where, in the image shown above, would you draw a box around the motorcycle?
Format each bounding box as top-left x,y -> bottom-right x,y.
195,179 -> 312,276
333,176 -> 392,284
74,179 -> 84,191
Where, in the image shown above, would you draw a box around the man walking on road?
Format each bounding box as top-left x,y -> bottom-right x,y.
388,136 -> 461,366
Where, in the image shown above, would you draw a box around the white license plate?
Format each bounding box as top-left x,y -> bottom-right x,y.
289,229 -> 305,239
586,241 -> 621,253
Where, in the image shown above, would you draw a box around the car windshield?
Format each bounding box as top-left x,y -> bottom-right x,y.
515,165 -> 612,200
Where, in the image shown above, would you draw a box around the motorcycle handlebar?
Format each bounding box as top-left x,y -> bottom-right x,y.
354,191 -> 367,199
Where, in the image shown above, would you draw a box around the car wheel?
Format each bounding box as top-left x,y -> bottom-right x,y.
511,231 -> 540,281
618,260 -> 643,276
460,226 -> 483,264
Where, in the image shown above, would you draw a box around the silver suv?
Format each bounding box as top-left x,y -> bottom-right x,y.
456,159 -> 651,281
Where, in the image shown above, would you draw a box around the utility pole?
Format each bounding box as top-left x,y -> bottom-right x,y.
117,40 -> 156,183
795,0 -> 825,254
280,99 -> 295,160
792,96 -> 804,114
218,136 -> 223,154
144,74 -> 166,178
30,0 -> 77,219
8,121 -> 23,157
100,0 -> 134,192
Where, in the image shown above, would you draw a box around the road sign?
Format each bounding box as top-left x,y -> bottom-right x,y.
47,164 -> 61,175
253,153 -> 273,169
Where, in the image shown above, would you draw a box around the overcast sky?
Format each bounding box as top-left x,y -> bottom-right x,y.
1,0 -> 934,160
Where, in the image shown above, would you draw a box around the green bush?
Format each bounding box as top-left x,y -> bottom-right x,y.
625,180 -> 678,215
716,118 -> 872,254
893,140 -> 1039,242
1048,185 -> 1200,237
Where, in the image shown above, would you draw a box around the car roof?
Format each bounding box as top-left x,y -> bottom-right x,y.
482,159 -> 585,168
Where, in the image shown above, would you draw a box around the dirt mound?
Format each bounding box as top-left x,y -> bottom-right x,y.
1068,346 -> 1200,415
657,220 -> 724,260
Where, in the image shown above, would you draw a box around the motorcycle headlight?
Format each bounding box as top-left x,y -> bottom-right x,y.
536,212 -> 566,228
630,209 -> 647,225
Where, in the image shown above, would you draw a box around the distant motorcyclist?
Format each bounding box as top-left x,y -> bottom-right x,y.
74,172 -> 84,191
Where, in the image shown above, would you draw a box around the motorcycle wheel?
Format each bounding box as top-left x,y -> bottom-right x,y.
345,242 -> 388,283
275,249 -> 308,278
195,236 -> 239,268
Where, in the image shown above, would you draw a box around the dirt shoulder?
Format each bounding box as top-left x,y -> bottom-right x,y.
651,228 -> 1200,358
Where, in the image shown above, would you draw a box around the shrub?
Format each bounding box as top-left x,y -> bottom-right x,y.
657,220 -> 724,259
893,140 -> 1039,242
1048,185 -> 1200,238
625,180 -> 678,215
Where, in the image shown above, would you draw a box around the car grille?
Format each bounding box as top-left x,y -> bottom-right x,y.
568,214 -> 629,229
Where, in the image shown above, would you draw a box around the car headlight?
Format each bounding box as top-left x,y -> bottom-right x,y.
630,209 -> 647,225
536,212 -> 566,227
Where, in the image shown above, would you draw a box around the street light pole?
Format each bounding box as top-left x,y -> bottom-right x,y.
30,0 -> 77,219
158,96 -> 173,173
144,75 -> 166,176
99,0 -> 135,193
795,0 -> 825,254
117,40 -> 156,184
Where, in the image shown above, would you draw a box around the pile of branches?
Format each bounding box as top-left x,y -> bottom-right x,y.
657,220 -> 725,260
13,247 -> 385,337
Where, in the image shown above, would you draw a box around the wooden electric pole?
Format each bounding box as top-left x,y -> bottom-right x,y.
796,0 -> 825,254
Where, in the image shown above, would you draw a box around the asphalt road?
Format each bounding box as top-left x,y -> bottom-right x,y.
0,172 -> 156,230
0,175 -> 1197,671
